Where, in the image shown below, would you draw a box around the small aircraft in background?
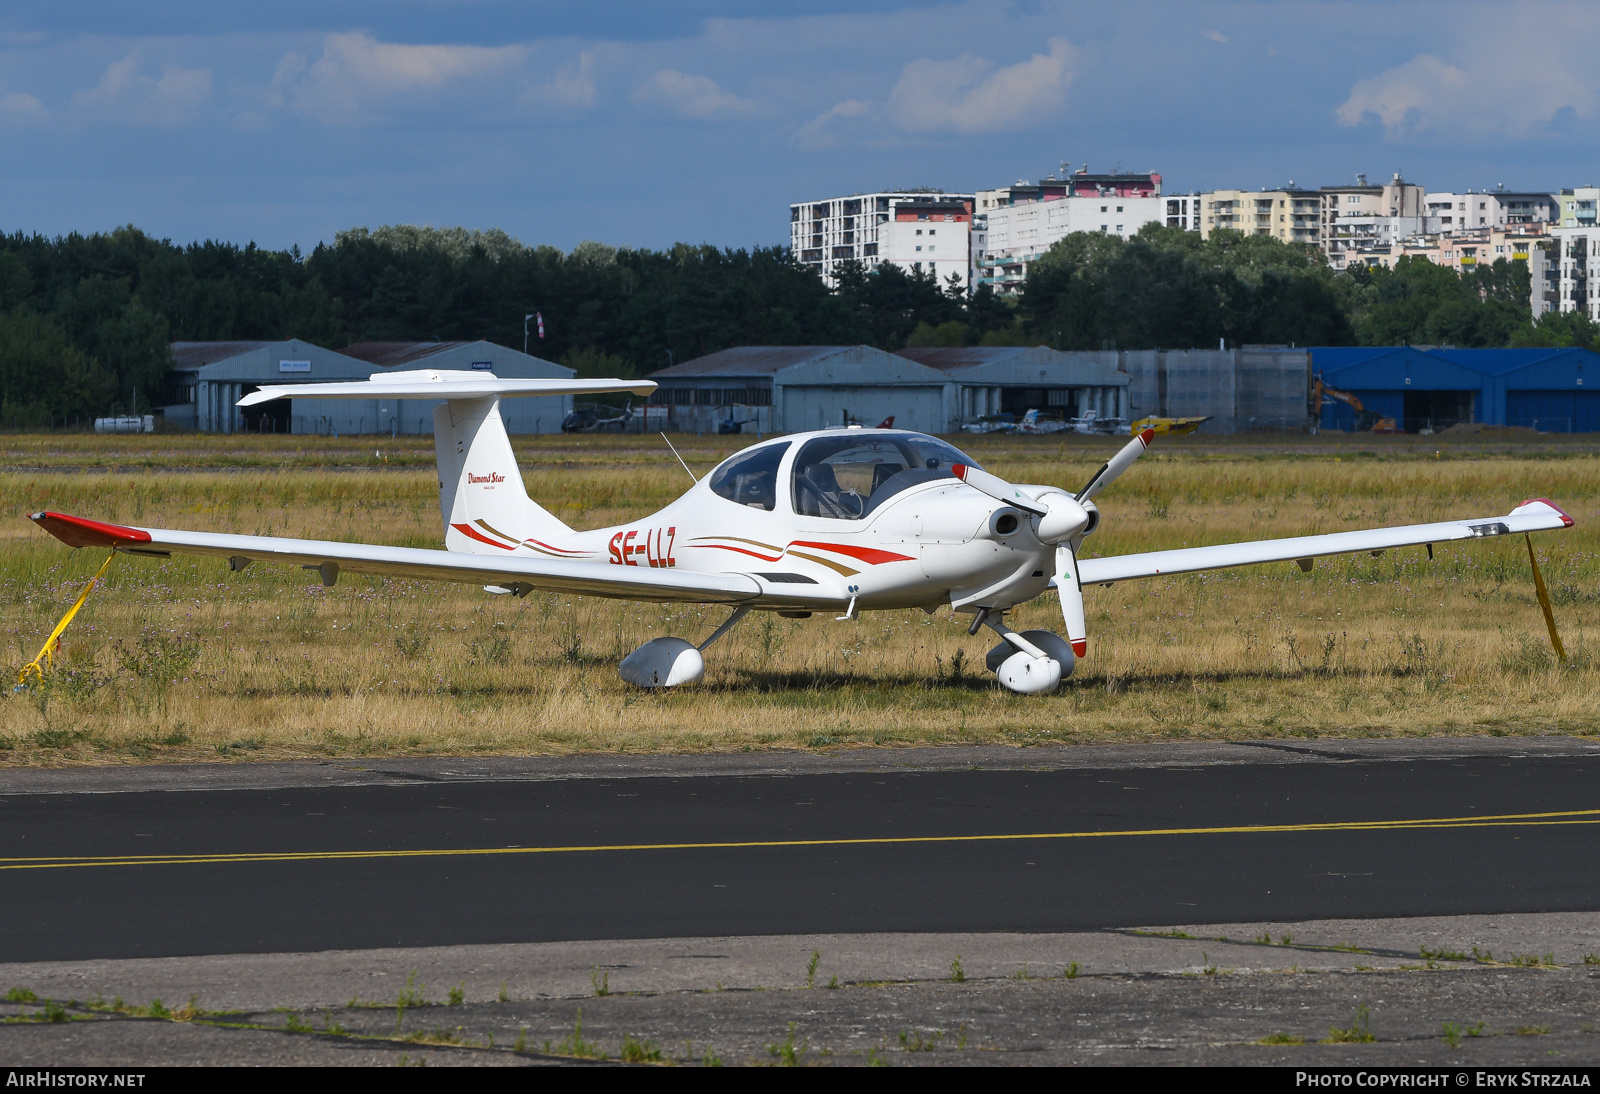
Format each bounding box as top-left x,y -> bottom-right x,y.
560,398 -> 633,433
30,373 -> 1574,694
1130,415 -> 1210,437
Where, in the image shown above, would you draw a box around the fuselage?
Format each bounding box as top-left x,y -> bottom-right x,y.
456,428 -> 1068,614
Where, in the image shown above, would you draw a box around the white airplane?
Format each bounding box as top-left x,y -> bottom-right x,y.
30,372 -> 1574,694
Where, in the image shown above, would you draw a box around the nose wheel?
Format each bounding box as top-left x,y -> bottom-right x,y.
977,612 -> 1076,695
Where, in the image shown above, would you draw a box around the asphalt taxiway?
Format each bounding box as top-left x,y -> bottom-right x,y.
2,736 -> 1597,963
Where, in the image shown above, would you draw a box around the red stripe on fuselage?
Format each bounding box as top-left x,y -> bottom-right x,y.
451,523 -> 516,550
788,541 -> 914,565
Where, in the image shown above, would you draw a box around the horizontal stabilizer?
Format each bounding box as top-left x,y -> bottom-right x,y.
238,371 -> 654,406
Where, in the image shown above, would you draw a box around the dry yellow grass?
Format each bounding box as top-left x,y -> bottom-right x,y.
0,429 -> 1596,765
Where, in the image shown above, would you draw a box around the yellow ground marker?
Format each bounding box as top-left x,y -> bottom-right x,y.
1526,534 -> 1567,661
16,550 -> 115,689
4,807 -> 1598,872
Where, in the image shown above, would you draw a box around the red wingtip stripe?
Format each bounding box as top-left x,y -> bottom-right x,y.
1070,639 -> 1088,658
30,511 -> 151,549
1519,498 -> 1575,528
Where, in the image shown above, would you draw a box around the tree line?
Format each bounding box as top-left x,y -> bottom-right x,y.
0,221 -> 1577,424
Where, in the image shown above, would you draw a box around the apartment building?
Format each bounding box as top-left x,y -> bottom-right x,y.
1555,187 -> 1600,228
1356,228 -> 1546,274
1547,226 -> 1600,320
1425,189 -> 1558,234
970,170 -> 1164,294
1320,173 -> 1425,269
1164,195 -> 1202,230
1200,186 -> 1324,246
790,190 -> 974,289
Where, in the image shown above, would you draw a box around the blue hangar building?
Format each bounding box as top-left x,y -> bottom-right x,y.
1310,346 -> 1599,434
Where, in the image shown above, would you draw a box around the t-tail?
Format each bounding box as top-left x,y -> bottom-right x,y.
237,370 -> 655,556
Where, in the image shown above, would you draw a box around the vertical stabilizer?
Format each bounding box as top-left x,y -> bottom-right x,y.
433,396 -> 573,554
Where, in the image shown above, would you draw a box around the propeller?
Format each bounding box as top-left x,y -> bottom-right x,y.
1076,427 -> 1155,503
950,462 -> 1047,516
951,464 -> 1089,543
1055,544 -> 1088,658
955,429 -> 1159,662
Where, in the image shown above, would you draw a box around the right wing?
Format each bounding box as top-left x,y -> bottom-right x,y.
30,512 -> 760,604
1078,498 -> 1573,586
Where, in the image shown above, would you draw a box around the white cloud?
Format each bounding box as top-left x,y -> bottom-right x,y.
291,32 -> 526,123
630,70 -> 758,119
0,91 -> 46,121
534,49 -> 598,108
1338,15 -> 1600,139
886,37 -> 1075,134
1206,30 -> 1228,43
794,98 -> 874,149
73,55 -> 213,126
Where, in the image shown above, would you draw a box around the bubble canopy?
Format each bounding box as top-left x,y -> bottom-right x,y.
791,433 -> 979,520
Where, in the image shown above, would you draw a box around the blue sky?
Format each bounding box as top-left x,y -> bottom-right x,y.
1,1 -> 1597,252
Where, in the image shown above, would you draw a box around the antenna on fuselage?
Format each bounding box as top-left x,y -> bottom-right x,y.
660,432 -> 698,484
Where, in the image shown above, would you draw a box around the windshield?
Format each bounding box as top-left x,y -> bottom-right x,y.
791,434 -> 977,520
708,441 -> 790,511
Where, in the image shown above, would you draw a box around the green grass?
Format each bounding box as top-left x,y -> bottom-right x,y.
1,430 -> 1596,762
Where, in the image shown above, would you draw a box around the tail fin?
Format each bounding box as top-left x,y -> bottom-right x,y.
434,397 -> 572,554
236,370 -> 656,555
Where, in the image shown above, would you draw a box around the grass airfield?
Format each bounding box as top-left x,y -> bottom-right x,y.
0,428 -> 1595,764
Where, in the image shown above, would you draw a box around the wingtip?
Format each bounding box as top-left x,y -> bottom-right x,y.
30,511 -> 151,548
1516,497 -> 1575,528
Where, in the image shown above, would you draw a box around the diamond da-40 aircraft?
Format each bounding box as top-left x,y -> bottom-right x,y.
30,372 -> 1574,693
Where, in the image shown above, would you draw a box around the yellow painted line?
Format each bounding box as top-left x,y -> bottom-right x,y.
3,808 -> 1598,872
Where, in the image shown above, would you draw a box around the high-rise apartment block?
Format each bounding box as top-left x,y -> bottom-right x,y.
1320,174 -> 1425,268
790,190 -> 973,290
1543,226 -> 1600,320
970,170 -> 1163,294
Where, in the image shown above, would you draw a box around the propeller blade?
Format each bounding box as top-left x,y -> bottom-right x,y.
952,463 -> 1047,516
1055,544 -> 1088,658
1077,427 -> 1155,503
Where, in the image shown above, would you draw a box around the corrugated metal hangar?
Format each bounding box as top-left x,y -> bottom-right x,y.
161,339 -> 574,434
1122,346 -> 1311,433
893,346 -> 1129,423
648,346 -> 944,434
1311,346 -> 1598,433
648,344 -> 1131,434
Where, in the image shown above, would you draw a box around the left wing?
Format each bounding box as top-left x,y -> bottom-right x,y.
1077,498 -> 1573,586
29,512 -> 763,604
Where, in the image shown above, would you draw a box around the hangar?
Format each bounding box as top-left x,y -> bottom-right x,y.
649,346 -> 955,434
1311,346 -> 1598,433
893,346 -> 1129,425
159,339 -> 574,434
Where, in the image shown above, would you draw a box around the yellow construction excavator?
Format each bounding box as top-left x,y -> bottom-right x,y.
1312,376 -> 1398,433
